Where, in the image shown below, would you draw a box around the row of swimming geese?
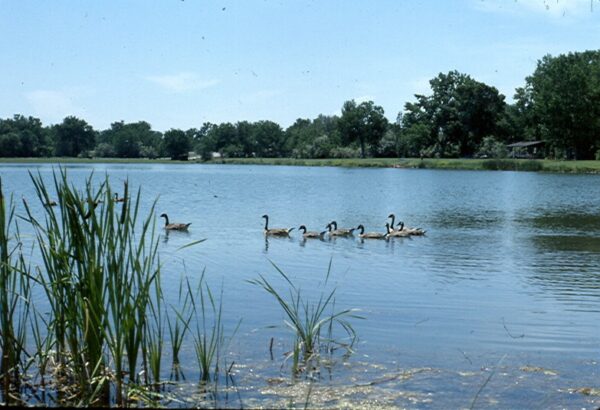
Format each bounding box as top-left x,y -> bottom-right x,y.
43,196 -> 424,238
157,213 -> 426,238
263,214 -> 426,239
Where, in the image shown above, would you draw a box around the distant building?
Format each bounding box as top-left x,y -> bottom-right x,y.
506,141 -> 545,159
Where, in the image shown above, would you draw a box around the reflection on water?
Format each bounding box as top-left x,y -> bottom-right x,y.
531,234 -> 600,253
161,227 -> 192,244
519,210 -> 600,235
2,163 -> 600,407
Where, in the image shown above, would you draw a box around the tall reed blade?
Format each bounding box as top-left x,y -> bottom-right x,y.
0,178 -> 32,405
248,261 -> 362,377
22,169 -> 163,406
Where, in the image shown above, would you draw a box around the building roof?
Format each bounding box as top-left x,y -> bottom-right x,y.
506,140 -> 544,148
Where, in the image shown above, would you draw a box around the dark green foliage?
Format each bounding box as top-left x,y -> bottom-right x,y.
1,50 -> 599,161
52,116 -> 96,157
163,128 -> 191,160
476,136 -> 508,159
286,115 -> 341,158
338,100 -> 388,158
99,121 -> 161,158
252,120 -> 285,157
401,71 -> 506,158
0,115 -> 50,157
516,50 -> 600,159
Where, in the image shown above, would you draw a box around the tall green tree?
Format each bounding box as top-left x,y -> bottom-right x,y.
517,51 -> 600,159
162,129 -> 191,160
402,71 -> 506,157
0,115 -> 50,157
192,122 -> 217,160
284,115 -> 340,158
338,100 -> 388,158
211,123 -> 240,157
98,121 -> 161,158
53,116 -> 96,157
252,120 -> 284,157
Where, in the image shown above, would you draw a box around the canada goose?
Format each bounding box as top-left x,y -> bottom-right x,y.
82,199 -> 102,219
396,221 -> 426,236
160,213 -> 191,231
328,220 -> 355,237
114,193 -> 125,203
387,221 -> 411,237
298,225 -> 326,239
388,213 -> 426,236
262,215 -> 294,236
356,224 -> 388,239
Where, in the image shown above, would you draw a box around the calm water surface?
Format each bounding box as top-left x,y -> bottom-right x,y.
2,163 -> 599,408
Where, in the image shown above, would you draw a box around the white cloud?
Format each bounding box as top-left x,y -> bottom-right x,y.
25,89 -> 81,123
145,72 -> 219,93
354,95 -> 376,104
473,0 -> 594,19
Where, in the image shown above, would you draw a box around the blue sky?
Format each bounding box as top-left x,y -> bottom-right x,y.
1,0 -> 599,131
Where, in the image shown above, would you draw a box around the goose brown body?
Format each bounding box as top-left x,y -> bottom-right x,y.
388,213 -> 426,236
356,224 -> 388,239
262,215 -> 294,236
298,225 -> 326,239
327,220 -> 355,237
387,221 -> 411,237
160,213 -> 191,231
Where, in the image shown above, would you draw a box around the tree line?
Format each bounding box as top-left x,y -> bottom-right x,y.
1,50 -> 599,160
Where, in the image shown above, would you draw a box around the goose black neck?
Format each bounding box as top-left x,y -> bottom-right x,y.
389,214 -> 395,227
161,214 -> 169,226
263,215 -> 269,230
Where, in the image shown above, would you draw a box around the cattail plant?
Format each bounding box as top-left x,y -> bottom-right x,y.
23,169 -> 162,406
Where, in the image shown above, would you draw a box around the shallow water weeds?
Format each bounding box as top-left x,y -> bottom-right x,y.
249,260 -> 362,378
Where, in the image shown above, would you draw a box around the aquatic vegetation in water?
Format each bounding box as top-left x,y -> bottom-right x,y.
3,168 -> 229,407
249,260 -> 362,378
0,180 -> 32,406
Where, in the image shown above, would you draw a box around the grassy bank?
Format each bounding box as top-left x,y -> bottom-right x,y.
2,156 -> 600,173
214,157 -> 600,173
0,157 -> 184,164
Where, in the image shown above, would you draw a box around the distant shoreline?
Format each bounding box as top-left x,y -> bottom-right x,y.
2,157 -> 600,174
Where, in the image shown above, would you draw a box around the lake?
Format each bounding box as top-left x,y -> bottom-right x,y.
2,163 -> 600,408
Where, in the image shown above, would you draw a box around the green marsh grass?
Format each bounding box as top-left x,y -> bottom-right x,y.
0,168 -> 239,407
179,272 -> 241,408
23,169 -> 164,405
249,261 -> 361,377
167,278 -> 194,380
0,179 -> 32,405
185,272 -> 228,384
